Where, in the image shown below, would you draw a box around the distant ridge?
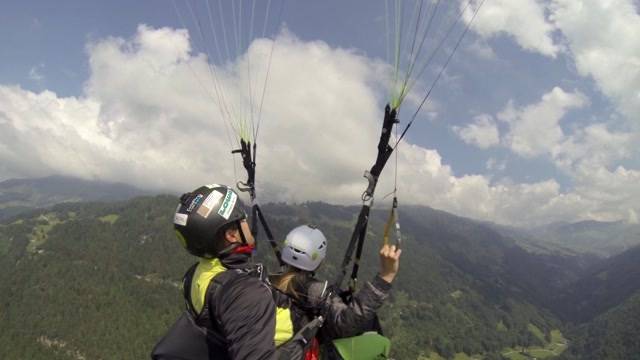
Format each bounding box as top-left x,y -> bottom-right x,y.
525,219 -> 640,258
0,175 -> 151,221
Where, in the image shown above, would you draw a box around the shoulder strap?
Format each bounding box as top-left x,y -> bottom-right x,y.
205,268 -> 245,310
182,262 -> 247,315
202,267 -> 249,338
182,262 -> 199,316
181,262 -> 246,347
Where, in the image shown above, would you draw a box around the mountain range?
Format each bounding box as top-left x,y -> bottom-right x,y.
0,176 -> 639,359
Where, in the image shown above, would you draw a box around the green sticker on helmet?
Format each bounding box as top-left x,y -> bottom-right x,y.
218,189 -> 238,220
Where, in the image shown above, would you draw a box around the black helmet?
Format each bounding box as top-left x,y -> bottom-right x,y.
174,184 -> 247,258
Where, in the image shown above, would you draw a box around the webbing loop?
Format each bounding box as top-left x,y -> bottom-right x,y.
335,105 -> 399,295
232,140 -> 283,267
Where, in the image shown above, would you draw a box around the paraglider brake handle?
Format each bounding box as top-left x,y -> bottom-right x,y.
236,180 -> 254,194
362,171 -> 377,203
232,141 -> 256,198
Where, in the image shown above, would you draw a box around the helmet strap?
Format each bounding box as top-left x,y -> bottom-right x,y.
237,219 -> 249,245
218,219 -> 254,257
235,219 -> 255,253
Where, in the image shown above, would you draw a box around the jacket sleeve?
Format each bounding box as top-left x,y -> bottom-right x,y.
217,275 -> 306,360
317,275 -> 392,340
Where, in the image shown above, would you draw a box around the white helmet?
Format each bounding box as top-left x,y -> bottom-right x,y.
281,225 -> 327,271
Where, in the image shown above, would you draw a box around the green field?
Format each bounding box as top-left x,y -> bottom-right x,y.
419,352 -> 482,360
98,214 -> 120,224
415,326 -> 567,359
527,324 -> 545,343
501,327 -> 568,359
27,213 -> 63,253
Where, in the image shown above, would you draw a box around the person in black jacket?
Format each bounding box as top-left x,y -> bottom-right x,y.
270,225 -> 401,343
163,184 -> 315,360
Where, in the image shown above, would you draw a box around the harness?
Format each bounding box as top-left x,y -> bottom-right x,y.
150,263 -> 252,360
184,263 -> 240,334
183,262 -> 253,358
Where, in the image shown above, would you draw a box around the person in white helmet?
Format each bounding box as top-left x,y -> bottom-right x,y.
271,224 -> 402,348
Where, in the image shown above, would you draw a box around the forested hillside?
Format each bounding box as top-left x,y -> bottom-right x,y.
1,195 -> 638,359
559,291 -> 640,360
553,244 -> 640,323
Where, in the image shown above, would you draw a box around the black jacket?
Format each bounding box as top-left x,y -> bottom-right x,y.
288,274 -> 392,341
191,252 -> 304,360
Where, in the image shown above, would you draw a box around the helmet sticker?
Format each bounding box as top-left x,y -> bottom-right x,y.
173,212 -> 188,226
204,183 -> 221,189
186,194 -> 204,213
218,189 -> 238,220
197,190 -> 224,218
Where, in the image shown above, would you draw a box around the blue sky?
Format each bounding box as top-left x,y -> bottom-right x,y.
1,0 -> 639,226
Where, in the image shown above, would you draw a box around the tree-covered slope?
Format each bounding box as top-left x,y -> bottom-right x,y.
553,244 -> 640,324
0,196 -> 188,359
0,196 -> 589,359
559,291 -> 640,360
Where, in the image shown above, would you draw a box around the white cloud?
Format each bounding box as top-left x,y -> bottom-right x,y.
452,114 -> 499,149
550,0 -> 640,121
28,64 -> 45,82
465,0 -> 561,57
461,0 -> 640,225
1,25 -> 639,227
493,86 -> 638,176
467,39 -> 497,60
1,25 -> 386,201
467,0 -> 640,123
571,165 -> 640,223
381,145 -> 602,226
629,208 -> 639,224
554,123 -> 636,172
479,86 -> 640,225
499,87 -> 588,157
486,157 -> 507,172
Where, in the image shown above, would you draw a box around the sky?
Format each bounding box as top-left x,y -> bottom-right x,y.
0,0 -> 639,227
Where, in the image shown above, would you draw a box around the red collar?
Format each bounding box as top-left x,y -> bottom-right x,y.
232,244 -> 255,254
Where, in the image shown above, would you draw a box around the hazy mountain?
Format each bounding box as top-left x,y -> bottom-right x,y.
0,175 -> 150,221
524,220 -> 640,258
487,222 -> 584,257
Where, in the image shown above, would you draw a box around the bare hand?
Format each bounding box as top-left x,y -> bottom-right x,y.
379,244 -> 402,283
